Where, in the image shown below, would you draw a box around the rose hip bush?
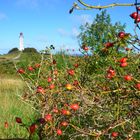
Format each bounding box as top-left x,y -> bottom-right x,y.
15,9 -> 140,140
15,46 -> 140,140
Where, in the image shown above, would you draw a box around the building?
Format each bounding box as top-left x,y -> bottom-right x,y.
19,32 -> 24,51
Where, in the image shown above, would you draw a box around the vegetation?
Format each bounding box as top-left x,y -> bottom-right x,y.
0,51 -> 41,76
12,44 -> 140,139
1,2 -> 140,139
23,48 -> 38,53
78,10 -> 126,54
8,47 -> 19,54
0,77 -> 36,139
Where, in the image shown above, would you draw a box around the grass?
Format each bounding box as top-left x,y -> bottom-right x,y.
0,52 -> 41,76
0,76 -> 36,139
0,52 -> 20,61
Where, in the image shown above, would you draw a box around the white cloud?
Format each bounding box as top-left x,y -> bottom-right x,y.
57,27 -> 80,39
57,28 -> 69,37
71,27 -> 79,38
0,12 -> 7,20
73,14 -> 93,25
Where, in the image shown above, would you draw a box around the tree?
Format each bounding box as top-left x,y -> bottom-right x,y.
78,10 -> 126,54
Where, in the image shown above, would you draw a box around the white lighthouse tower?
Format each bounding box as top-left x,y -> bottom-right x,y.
19,32 -> 24,51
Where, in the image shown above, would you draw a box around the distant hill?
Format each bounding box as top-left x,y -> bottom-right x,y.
0,51 -> 41,76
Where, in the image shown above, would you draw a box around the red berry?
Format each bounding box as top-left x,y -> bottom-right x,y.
130,12 -> 138,19
61,121 -> 68,127
125,48 -> 131,51
135,83 -> 140,90
17,68 -> 25,74
53,108 -> 59,113
124,75 -> 132,81
111,132 -> 119,137
53,70 -> 58,75
68,69 -> 75,76
61,109 -> 71,115
73,80 -> 79,86
29,124 -> 36,134
34,63 -> 40,68
49,84 -> 55,90
74,63 -> 79,68
83,47 -> 89,51
118,32 -> 125,38
107,67 -> 116,78
82,45 -> 89,51
104,42 -> 114,48
61,109 -> 67,115
47,77 -> 52,83
135,16 -> 140,23
38,118 -> 45,124
107,69 -> 115,75
70,104 -> 79,111
45,114 -> 52,121
137,7 -> 140,11
15,117 -> 22,123
28,66 -> 34,71
106,73 -> 114,79
120,62 -> 128,67
56,129 -> 62,135
52,59 -> 56,64
4,122 -> 8,128
119,57 -> 127,63
37,86 -> 45,94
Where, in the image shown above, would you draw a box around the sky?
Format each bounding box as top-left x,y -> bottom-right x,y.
0,0 -> 138,54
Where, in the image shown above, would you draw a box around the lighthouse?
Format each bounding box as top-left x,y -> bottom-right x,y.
19,32 -> 24,51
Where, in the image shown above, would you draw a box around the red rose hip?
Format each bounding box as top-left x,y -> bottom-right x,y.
70,104 -> 79,111
45,114 -> 52,121
118,32 -> 125,38
56,129 -> 62,135
120,62 -> 128,67
135,83 -> 140,90
130,12 -> 138,19
124,75 -> 132,81
111,132 -> 119,137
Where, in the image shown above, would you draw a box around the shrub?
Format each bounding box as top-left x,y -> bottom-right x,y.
15,45 -> 140,139
8,48 -> 19,54
23,48 -> 38,53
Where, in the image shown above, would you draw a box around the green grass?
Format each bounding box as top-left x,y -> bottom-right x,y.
0,77 -> 36,139
0,52 -> 20,61
0,52 -> 41,76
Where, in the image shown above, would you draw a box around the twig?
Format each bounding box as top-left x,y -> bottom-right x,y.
76,0 -> 138,10
69,123 -> 99,137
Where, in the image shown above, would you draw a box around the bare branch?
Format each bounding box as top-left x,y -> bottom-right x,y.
73,0 -> 140,10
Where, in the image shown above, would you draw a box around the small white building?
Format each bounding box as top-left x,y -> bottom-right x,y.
19,32 -> 24,51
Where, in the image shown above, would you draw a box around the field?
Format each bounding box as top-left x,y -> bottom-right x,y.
0,76 -> 36,139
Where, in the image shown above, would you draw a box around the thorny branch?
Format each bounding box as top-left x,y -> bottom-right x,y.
70,0 -> 140,12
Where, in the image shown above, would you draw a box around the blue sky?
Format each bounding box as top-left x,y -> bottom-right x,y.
0,0 -> 137,54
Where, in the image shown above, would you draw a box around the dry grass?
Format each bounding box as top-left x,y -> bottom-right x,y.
0,78 -> 23,89
0,76 -> 36,139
